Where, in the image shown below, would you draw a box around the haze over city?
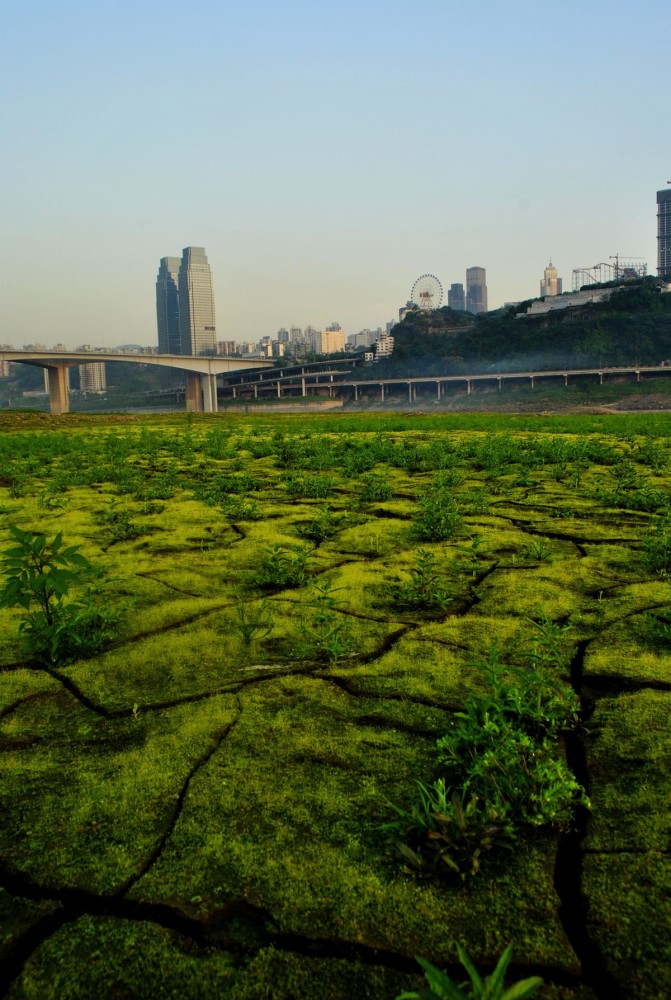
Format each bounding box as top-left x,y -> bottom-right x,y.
2,0 -> 669,350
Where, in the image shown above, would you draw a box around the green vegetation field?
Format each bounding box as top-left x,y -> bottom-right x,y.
1,410 -> 670,999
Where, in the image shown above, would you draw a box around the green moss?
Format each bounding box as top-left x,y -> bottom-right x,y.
582,853 -> 671,999
2,413 -> 671,995
0,888 -> 61,965
584,692 -> 671,852
583,612 -> 671,684
7,915 -> 237,999
0,694 -> 238,892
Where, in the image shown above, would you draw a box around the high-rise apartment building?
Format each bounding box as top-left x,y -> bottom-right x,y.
79,362 -> 106,393
466,268 -> 488,314
448,283 -> 465,311
540,261 -> 562,297
178,247 -> 217,355
156,257 -> 182,354
658,188 -> 671,282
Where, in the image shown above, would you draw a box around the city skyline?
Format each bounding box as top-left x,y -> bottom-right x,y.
2,1 -> 668,349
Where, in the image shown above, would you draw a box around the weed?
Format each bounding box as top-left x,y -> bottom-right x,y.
520,538 -> 552,563
382,780 -> 516,880
358,473 -> 393,502
412,482 -> 463,542
396,945 -> 543,1000
642,516 -> 671,577
386,549 -> 455,613
0,526 -> 117,666
99,501 -> 146,543
230,594 -> 274,646
221,496 -> 261,521
255,543 -> 310,590
295,505 -> 344,543
283,475 -> 337,500
294,579 -> 354,663
384,630 -> 586,879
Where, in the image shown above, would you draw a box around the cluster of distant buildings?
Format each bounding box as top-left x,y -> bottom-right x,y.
0,343 -> 113,394
155,246 -> 395,361
446,267 -> 488,315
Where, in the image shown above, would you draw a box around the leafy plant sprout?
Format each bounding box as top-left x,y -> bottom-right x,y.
0,525 -> 117,666
396,944 -> 543,1000
230,593 -> 274,646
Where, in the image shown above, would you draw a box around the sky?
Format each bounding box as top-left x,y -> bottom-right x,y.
2,0 -> 669,349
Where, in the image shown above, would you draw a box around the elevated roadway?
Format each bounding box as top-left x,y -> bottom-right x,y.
219,364 -> 671,404
0,350 -> 275,414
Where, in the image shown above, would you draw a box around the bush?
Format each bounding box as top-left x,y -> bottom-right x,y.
383,628 -> 587,879
254,544 -> 310,590
385,549 -> 455,614
412,484 -> 463,542
0,526 -> 117,666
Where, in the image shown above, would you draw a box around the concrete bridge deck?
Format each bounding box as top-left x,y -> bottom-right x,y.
0,350 -> 275,414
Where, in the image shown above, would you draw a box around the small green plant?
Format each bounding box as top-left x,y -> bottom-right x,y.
412,484 -> 463,542
383,631 -> 587,879
642,516 -> 671,577
231,594 -> 274,646
0,525 -> 117,666
255,543 -> 310,590
98,500 -> 146,543
382,780 -> 515,880
358,473 -> 393,502
220,495 -> 261,520
294,579 -> 354,663
520,538 -> 551,563
386,549 -> 454,614
396,944 -> 543,1000
295,505 -> 344,543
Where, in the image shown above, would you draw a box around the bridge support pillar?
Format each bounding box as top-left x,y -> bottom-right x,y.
277,381 -> 281,398
185,371 -> 202,412
530,376 -> 535,389
354,384 -> 359,401
301,377 -> 306,396
380,383 -> 385,401
201,375 -> 213,412
436,381 -> 441,400
254,384 -> 258,399
467,380 -> 472,395
45,363 -> 71,415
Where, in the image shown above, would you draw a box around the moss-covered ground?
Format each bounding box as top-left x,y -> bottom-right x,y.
1,410 -> 669,998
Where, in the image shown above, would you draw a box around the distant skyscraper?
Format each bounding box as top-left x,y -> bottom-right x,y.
156,257 -> 182,354
448,283 -> 465,311
540,261 -> 562,297
178,247 -> 217,355
658,188 -> 671,282
466,267 -> 488,314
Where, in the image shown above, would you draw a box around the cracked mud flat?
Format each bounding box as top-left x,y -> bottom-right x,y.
0,410 -> 670,999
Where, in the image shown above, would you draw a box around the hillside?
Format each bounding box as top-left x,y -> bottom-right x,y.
371,279 -> 671,378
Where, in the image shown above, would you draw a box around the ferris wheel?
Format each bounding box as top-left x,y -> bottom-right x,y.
410,274 -> 443,311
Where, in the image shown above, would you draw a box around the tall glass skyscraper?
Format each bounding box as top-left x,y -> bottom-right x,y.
156,257 -> 181,354
658,189 -> 671,282
448,283 -> 465,311
466,267 -> 488,314
178,247 -> 217,355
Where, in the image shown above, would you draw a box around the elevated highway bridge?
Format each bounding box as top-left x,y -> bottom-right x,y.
0,350 -> 276,414
219,364 -> 671,404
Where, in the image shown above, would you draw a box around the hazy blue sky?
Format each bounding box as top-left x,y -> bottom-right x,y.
2,0 -> 669,348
